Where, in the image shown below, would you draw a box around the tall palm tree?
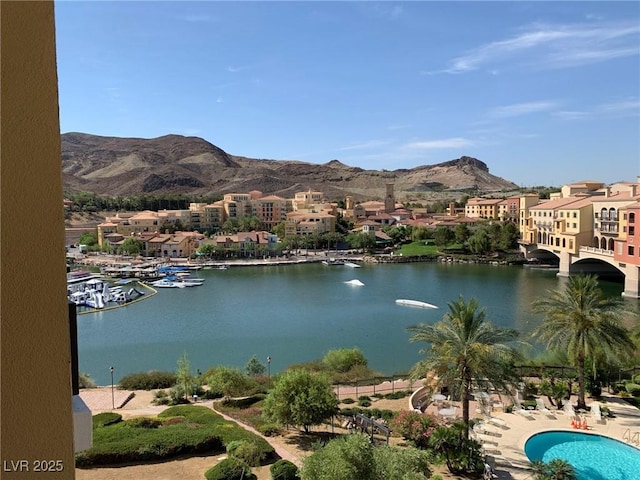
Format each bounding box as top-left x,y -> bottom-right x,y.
531,274 -> 635,410
408,296 -> 520,435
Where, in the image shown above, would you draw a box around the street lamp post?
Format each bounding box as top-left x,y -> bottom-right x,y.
266,356 -> 271,388
109,366 -> 115,409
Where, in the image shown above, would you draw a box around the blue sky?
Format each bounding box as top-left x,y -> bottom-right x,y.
55,1 -> 640,188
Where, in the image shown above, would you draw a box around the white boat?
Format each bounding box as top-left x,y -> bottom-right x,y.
322,258 -> 345,266
395,299 -> 438,309
150,279 -> 187,288
344,262 -> 361,268
344,279 -> 365,286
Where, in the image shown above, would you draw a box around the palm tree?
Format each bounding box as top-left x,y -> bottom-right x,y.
407,296 -> 520,435
531,274 -> 635,410
530,459 -> 577,480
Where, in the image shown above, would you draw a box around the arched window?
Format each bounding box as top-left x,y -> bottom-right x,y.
608,238 -> 614,250
600,237 -> 607,249
609,208 -> 617,221
600,208 -> 608,220
592,236 -> 598,247
630,212 -> 635,224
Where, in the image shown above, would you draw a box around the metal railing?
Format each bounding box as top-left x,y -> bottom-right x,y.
622,428 -> 639,446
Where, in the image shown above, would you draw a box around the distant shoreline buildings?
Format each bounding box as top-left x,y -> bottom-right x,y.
86,177 -> 640,296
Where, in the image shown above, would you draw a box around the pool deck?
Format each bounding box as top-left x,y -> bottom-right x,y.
469,393 -> 640,479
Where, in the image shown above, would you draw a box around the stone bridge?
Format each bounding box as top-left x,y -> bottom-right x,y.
520,243 -> 640,298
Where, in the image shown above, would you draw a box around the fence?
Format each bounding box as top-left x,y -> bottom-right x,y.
333,375 -> 417,400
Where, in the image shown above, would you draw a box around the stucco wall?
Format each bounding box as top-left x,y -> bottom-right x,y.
1,2 -> 76,478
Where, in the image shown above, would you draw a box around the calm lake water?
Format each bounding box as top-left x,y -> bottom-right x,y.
78,262 -> 627,385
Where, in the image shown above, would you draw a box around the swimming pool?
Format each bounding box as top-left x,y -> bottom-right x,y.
525,430 -> 640,480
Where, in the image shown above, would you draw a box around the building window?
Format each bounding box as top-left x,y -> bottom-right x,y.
573,223 -> 577,228
572,212 -> 577,218
628,246 -> 635,256
630,212 -> 636,224
630,226 -> 635,236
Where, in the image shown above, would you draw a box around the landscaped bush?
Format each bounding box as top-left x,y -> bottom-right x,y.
92,412 -> 122,428
76,405 -> 273,468
118,370 -> 177,390
358,398 -> 372,407
227,440 -> 264,467
341,397 -> 355,404
625,383 -> 640,396
270,459 -> 299,480
152,389 -> 170,405
258,423 -> 281,437
126,417 -> 161,429
384,390 -> 411,400
339,407 -> 394,423
205,457 -> 256,480
223,394 -> 266,409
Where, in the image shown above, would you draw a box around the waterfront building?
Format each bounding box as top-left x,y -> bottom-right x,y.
464,197 -> 502,219
614,200 -> 640,267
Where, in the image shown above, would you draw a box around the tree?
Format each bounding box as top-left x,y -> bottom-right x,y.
117,237 -> 142,256
530,459 -> 577,480
245,355 -> 266,377
176,352 -> 194,401
531,274 -> 635,410
262,368 -> 338,433
467,228 -> 491,254
197,243 -> 215,258
454,223 -> 471,244
321,348 -> 367,373
499,221 -> 519,250
407,296 -> 520,435
428,423 -> 483,475
299,433 -> 432,480
78,230 -> 98,246
206,366 -> 249,400
433,226 -> 454,246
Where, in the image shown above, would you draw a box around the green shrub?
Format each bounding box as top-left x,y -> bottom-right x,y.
92,412 -> 122,428
223,394 -> 266,409
634,375 -> 640,384
258,423 -> 281,437
118,370 -> 177,390
205,457 -> 256,480
358,399 -> 372,407
126,417 -> 161,429
341,397 -> 355,404
79,372 -> 96,389
625,383 -> 640,396
384,390 -> 410,400
270,459 -> 299,480
228,440 -> 264,467
77,406 -> 274,468
358,395 -> 371,402
152,390 -> 170,406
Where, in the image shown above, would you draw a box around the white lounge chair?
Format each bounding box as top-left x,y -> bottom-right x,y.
486,416 -> 509,429
536,398 -> 557,419
590,402 -> 605,425
563,402 -> 576,418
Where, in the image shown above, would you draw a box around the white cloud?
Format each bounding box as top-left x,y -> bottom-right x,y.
489,101 -> 558,118
404,137 -> 474,149
430,20 -> 640,74
553,110 -> 591,120
597,99 -> 640,113
339,140 -> 390,151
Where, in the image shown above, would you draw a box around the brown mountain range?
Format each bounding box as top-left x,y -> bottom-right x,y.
61,132 -> 518,200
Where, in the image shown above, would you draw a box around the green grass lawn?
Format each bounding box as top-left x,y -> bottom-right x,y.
396,242 -> 440,256
76,405 -> 274,468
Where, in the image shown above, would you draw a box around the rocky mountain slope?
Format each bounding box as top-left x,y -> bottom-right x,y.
61,132 -> 518,200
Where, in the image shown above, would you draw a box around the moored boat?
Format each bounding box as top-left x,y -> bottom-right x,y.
395,299 -> 438,309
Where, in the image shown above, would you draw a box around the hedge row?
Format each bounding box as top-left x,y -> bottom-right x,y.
118,370 -> 177,390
